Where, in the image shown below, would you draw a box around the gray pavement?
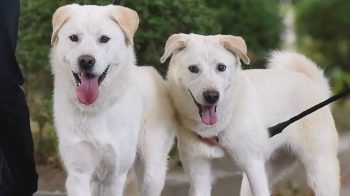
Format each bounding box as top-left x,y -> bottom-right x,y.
34,133 -> 350,196
162,133 -> 350,196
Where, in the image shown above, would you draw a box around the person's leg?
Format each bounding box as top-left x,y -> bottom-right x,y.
0,88 -> 38,196
0,0 -> 38,195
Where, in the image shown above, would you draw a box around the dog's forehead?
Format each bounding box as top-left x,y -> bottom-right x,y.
180,36 -> 229,62
187,35 -> 222,53
62,6 -> 121,35
190,34 -> 221,43
72,6 -> 111,24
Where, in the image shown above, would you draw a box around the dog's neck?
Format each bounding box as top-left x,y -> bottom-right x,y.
197,134 -> 219,146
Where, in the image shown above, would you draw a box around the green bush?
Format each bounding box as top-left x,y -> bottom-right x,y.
295,0 -> 350,92
205,0 -> 283,68
122,0 -> 221,75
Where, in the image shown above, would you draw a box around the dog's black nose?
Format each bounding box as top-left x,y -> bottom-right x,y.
78,55 -> 95,70
203,91 -> 219,104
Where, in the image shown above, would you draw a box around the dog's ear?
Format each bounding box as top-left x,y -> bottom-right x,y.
109,6 -> 139,46
51,5 -> 75,44
160,34 -> 189,63
219,35 -> 250,65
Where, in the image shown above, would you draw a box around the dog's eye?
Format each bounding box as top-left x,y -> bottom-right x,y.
69,34 -> 79,42
217,64 -> 226,72
188,65 -> 199,73
100,36 -> 110,43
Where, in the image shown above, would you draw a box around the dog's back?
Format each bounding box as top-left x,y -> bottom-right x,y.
267,51 -> 331,99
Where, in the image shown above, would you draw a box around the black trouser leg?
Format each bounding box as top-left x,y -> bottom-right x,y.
0,0 -> 38,195
0,87 -> 38,196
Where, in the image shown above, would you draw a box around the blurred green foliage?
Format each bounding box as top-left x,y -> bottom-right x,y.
295,0 -> 350,93
123,0 -> 221,75
205,0 -> 283,68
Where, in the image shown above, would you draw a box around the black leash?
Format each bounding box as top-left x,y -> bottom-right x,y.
114,0 -> 121,5
269,87 -> 350,137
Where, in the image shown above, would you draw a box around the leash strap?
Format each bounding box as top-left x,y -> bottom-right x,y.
269,87 -> 350,137
114,0 -> 121,5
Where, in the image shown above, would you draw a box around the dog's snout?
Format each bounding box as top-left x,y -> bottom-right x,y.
78,55 -> 95,70
203,91 -> 219,104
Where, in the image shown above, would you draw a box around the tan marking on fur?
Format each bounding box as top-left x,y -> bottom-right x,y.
160,34 -> 189,63
51,5 -> 72,44
219,35 -> 250,64
109,6 -> 139,46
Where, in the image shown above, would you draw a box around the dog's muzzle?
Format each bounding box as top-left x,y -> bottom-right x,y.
188,90 -> 218,125
72,65 -> 110,105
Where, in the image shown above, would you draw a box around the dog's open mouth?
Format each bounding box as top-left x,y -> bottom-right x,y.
188,90 -> 218,125
72,65 -> 109,105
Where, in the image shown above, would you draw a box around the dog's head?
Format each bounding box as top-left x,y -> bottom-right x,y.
51,4 -> 138,105
161,34 -> 250,125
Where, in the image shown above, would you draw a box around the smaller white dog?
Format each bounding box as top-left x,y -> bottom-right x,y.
50,4 -> 175,196
162,33 -> 340,196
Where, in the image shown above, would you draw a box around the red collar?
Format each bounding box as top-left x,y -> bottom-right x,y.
198,134 -> 219,146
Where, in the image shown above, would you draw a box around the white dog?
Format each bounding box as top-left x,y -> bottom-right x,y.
50,4 -> 175,196
161,33 -> 340,196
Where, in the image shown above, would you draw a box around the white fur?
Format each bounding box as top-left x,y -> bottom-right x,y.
165,34 -> 340,196
50,4 -> 176,196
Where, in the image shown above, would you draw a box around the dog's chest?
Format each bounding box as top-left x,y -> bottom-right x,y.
91,143 -> 133,183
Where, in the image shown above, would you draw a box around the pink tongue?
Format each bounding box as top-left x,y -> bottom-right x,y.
76,73 -> 99,105
201,105 -> 218,125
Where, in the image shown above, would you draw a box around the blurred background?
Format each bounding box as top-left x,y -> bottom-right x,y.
16,0 -> 350,195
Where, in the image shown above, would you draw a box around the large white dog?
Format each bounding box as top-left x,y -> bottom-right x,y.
50,4 -> 175,196
161,33 -> 340,196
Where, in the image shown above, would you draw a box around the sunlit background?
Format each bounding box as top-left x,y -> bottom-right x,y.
16,0 -> 350,195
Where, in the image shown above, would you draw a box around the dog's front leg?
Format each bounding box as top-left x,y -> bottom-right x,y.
241,159 -> 269,196
221,125 -> 270,196
180,151 -> 213,196
62,141 -> 101,196
240,173 -> 253,196
100,171 -> 128,196
134,126 -> 175,196
240,164 -> 270,196
226,150 -> 269,196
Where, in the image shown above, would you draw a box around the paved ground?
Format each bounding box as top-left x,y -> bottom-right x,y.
34,133 -> 350,196
164,133 -> 350,196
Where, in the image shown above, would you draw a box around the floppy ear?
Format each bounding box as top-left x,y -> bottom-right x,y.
51,5 -> 75,44
109,6 -> 139,46
160,34 -> 189,63
219,35 -> 250,64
